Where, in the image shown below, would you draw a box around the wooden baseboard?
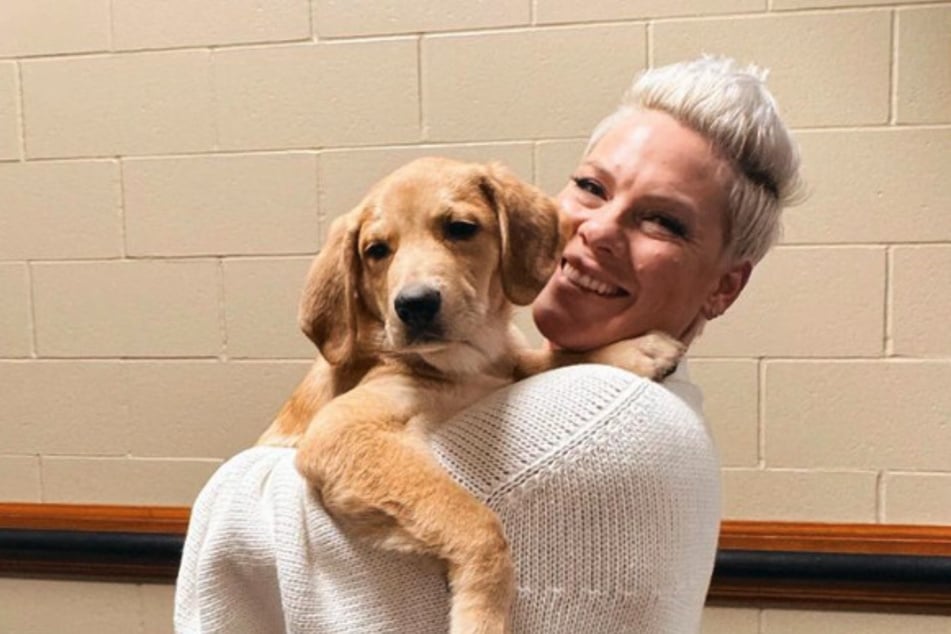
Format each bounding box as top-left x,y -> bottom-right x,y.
2,503 -> 950,611
0,503 -> 190,534
719,519 -> 951,556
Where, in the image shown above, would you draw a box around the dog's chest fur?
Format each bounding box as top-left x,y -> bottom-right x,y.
367,353 -> 517,438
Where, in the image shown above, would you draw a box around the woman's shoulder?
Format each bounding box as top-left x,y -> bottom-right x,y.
430,361 -> 719,502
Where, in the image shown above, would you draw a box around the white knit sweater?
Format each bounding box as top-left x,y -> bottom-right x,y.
174,363 -> 721,633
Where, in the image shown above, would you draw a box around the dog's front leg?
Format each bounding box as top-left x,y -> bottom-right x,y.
515,330 -> 685,381
295,383 -> 514,634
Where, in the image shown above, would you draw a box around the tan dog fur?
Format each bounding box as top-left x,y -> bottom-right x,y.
257,157 -> 683,634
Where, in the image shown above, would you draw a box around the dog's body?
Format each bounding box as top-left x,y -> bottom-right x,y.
258,157 -> 682,633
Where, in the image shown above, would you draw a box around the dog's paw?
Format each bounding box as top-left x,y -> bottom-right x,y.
632,330 -> 687,379
590,330 -> 685,381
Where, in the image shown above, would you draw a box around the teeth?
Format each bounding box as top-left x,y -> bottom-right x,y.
562,262 -> 622,296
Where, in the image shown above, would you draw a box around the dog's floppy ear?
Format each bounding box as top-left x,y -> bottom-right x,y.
298,212 -> 362,365
479,162 -> 565,306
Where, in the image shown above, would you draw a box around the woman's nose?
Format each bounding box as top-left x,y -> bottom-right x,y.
577,213 -> 625,257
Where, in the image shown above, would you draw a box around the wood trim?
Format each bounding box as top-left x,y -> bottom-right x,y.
708,581 -> 951,613
0,503 -> 190,534
719,520 -> 951,557
2,504 -> 950,612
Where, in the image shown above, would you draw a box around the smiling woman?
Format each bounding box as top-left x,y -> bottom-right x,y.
533,60 -> 804,353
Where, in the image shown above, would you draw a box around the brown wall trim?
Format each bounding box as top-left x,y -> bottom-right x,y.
3,504 -> 949,556
719,519 -> 951,557
0,503 -> 190,535
2,504 -> 950,612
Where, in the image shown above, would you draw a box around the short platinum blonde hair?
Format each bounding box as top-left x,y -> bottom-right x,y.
586,56 -> 805,264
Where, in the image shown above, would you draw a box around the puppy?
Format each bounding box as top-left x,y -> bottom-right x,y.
258,157 -> 683,634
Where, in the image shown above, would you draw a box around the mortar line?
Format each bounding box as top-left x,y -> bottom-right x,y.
206,48 -> 220,151
25,262 -> 39,359
117,159 -> 128,258
876,470 -> 887,523
528,141 -> 536,185
645,20 -> 653,67
308,0 -> 317,42
216,258 -> 229,361
416,35 -> 425,141
37,453 -> 47,502
757,357 -> 767,469
884,245 -> 894,357
107,0 -> 115,50
889,9 -> 899,125
14,61 -> 26,160
722,466 -> 887,475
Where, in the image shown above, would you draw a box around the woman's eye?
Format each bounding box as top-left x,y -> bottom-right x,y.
365,242 -> 391,260
643,213 -> 688,239
445,220 -> 480,241
571,176 -> 606,199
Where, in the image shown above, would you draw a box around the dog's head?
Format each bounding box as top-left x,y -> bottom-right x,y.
298,157 -> 563,369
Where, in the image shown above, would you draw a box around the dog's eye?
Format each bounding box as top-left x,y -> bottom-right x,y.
364,242 -> 391,261
444,220 -> 479,241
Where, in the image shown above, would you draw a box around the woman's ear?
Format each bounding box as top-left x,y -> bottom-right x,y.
702,259 -> 753,320
479,162 -> 565,306
298,211 -> 362,365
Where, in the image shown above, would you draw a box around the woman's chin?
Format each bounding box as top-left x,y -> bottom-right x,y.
531,301 -> 594,351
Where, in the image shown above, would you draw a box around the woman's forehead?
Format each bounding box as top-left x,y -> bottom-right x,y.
589,110 -> 729,184
582,110 -> 734,239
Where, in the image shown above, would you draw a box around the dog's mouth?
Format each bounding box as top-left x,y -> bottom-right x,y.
386,323 -> 449,352
404,328 -> 446,347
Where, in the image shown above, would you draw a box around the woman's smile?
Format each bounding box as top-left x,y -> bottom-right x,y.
559,259 -> 628,297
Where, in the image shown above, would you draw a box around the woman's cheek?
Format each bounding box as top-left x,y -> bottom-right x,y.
635,243 -> 689,290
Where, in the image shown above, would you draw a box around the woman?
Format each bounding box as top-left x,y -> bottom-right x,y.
175,56 -> 802,633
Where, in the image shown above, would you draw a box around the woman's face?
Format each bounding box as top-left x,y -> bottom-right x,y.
532,108 -> 751,350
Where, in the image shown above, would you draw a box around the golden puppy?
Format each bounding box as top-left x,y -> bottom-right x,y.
258,157 -> 682,634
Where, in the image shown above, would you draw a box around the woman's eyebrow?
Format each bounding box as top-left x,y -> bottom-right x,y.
638,193 -> 698,217
578,159 -> 614,184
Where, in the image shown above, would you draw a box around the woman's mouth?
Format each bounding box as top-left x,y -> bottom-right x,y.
561,260 -> 626,297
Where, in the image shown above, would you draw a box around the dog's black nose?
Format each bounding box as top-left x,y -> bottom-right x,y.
395,284 -> 441,329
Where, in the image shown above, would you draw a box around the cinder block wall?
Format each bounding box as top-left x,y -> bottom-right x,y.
0,1 -> 948,632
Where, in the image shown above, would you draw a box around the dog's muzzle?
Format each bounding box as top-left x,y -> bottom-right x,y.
394,283 -> 442,336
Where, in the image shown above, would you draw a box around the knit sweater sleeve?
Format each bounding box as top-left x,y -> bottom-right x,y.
175,363 -> 720,634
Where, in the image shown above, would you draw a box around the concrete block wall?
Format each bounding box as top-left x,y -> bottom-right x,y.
0,1 -> 948,631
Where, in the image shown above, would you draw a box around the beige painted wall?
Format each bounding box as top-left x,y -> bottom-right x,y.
0,1 -> 949,632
